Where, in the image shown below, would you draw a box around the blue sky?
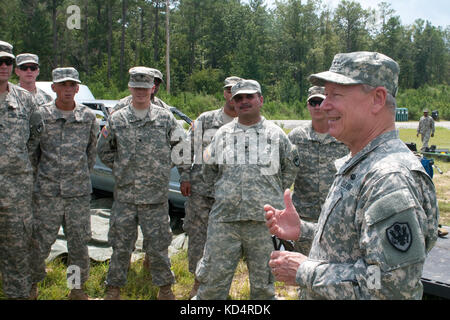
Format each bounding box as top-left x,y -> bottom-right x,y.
263,0 -> 449,28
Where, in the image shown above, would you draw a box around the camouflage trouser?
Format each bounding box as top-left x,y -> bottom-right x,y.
195,220 -> 275,300
420,131 -> 432,152
106,201 -> 174,287
31,194 -> 92,285
183,193 -> 214,274
0,200 -> 33,299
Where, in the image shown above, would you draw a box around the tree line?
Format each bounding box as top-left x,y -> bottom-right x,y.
1,0 -> 449,107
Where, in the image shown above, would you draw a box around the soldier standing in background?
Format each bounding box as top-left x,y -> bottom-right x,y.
183,76 -> 242,298
266,52 -> 439,300
194,79 -> 299,300
29,67 -> 98,300
15,53 -> 52,106
98,67 -> 190,300
417,108 -> 435,152
288,86 -> 348,255
112,67 -> 170,113
0,40 -> 43,300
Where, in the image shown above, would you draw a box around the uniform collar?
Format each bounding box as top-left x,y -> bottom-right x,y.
339,130 -> 399,175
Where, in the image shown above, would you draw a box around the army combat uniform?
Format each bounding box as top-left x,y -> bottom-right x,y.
0,82 -> 42,299
297,130 -> 438,299
184,107 -> 234,274
417,114 -> 435,152
32,87 -> 52,107
288,123 -> 348,254
196,117 -> 299,300
98,103 -> 190,288
30,99 -> 99,287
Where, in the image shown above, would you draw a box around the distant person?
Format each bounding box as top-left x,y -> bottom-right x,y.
0,40 -> 43,300
288,86 -> 349,255
194,79 -> 299,300
30,67 -> 98,300
183,76 -> 242,298
15,53 -> 52,106
98,67 -> 190,300
265,52 -> 439,300
417,108 -> 435,152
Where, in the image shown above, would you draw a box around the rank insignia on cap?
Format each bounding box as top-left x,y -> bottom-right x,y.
101,126 -> 109,139
386,222 -> 412,252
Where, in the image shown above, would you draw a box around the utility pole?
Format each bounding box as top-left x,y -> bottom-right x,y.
165,0 -> 171,94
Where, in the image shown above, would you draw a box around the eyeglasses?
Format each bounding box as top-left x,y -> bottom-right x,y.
19,65 -> 38,71
0,58 -> 14,66
308,99 -> 323,107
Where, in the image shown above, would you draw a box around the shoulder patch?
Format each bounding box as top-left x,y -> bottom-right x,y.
101,126 -> 109,139
386,222 -> 412,252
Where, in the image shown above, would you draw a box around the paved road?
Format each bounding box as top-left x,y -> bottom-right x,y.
268,120 -> 450,130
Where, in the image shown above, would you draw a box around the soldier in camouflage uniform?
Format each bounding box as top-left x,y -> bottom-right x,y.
0,40 -> 43,300
111,67 -> 170,113
15,53 -> 52,106
98,67 -> 190,300
266,52 -> 439,300
194,80 -> 299,300
288,86 -> 348,255
184,76 -> 242,298
29,67 -> 98,300
417,109 -> 435,152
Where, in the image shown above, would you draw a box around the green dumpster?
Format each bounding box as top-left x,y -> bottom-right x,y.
395,108 -> 408,121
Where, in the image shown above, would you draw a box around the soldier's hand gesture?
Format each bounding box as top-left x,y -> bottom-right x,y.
264,189 -> 301,241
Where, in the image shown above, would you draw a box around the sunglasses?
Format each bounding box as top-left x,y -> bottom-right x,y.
0,58 -> 14,66
19,65 -> 38,71
308,99 -> 323,107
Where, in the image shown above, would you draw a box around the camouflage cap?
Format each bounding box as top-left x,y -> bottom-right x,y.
149,68 -> 163,82
231,79 -> 261,98
309,51 -> 400,97
52,67 -> 81,83
224,76 -> 243,88
128,66 -> 155,88
0,40 -> 15,59
307,86 -> 325,101
16,53 -> 39,66
423,108 -> 429,113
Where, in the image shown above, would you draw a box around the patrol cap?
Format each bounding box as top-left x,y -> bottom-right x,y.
0,40 -> 15,59
423,108 -> 429,113
307,86 -> 325,102
149,68 -> 163,82
223,76 -> 243,88
52,67 -> 81,84
231,79 -> 261,99
16,53 -> 39,66
128,66 -> 155,88
309,51 -> 400,97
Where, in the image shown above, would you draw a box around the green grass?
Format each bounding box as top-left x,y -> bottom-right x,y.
398,127 -> 450,225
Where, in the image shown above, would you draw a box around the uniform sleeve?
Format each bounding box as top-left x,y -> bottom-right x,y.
97,120 -> 116,169
296,172 -> 436,300
280,135 -> 300,190
87,117 -> 100,171
202,133 -> 219,188
168,114 -> 191,182
27,105 -> 44,173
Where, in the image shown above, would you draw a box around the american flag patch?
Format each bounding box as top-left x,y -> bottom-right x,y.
101,126 -> 109,138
